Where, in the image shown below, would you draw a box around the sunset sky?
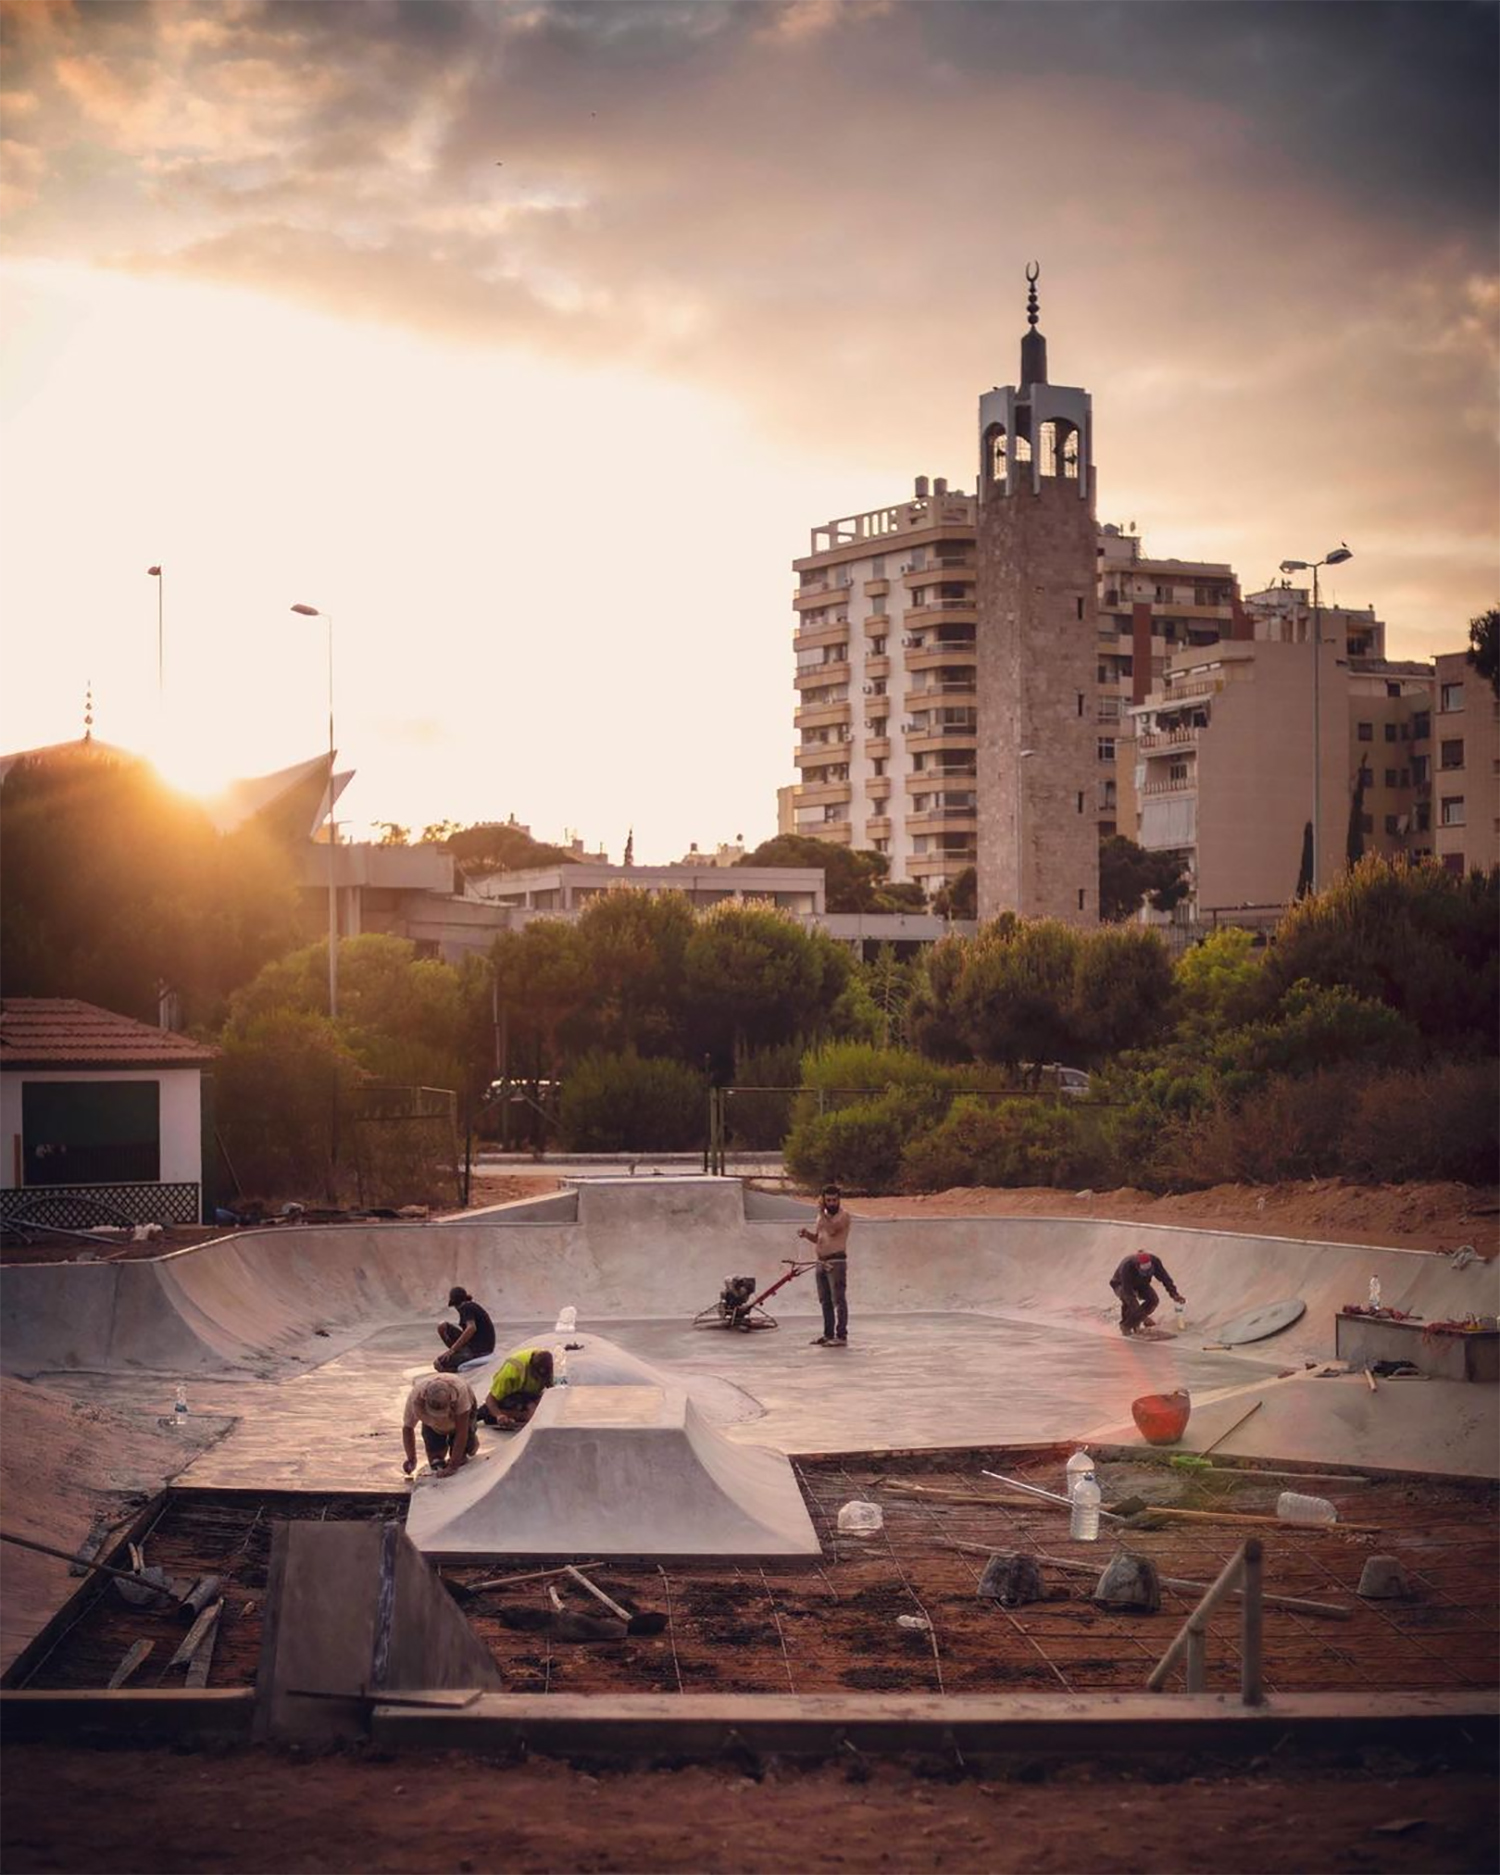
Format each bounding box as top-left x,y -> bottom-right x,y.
2,0 -> 1495,863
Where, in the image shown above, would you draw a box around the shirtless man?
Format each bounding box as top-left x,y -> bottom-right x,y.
798,1184 -> 852,1348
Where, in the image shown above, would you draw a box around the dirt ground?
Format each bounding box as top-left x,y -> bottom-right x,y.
4,1743 -> 1495,1874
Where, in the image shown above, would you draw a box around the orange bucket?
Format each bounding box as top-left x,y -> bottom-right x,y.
1131,1389 -> 1191,1446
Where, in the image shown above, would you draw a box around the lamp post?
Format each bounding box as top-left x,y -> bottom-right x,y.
1277,545 -> 1352,894
146,566 -> 163,695
291,603 -> 338,1020
1015,747 -> 1036,914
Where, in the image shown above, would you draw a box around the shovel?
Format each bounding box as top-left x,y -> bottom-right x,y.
0,1529 -> 198,1610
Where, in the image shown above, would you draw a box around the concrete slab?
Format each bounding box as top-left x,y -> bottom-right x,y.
405,1382 -> 821,1563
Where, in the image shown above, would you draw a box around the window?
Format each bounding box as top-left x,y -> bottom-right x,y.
1168,761 -> 1188,785
1442,852 -> 1465,875
1357,723 -> 1373,741
1385,815 -> 1400,836
1076,597 -> 1085,621
1416,801 -> 1431,833
1401,769 -> 1410,787
1386,681 -> 1402,698
1441,739 -> 1465,770
1384,723 -> 1397,742
22,1080 -> 161,1187
1384,769 -> 1398,788
1078,888 -> 1086,911
1360,814 -> 1374,835
1440,797 -> 1466,827
1077,693 -> 1085,717
1097,737 -> 1116,762
1412,710 -> 1431,739
872,556 -> 885,577
872,758 -> 886,778
1097,664 -> 1111,684
1077,791 -> 1085,814
869,719 -> 886,738
872,596 -> 886,617
871,636 -> 886,656
1412,754 -> 1429,784
1440,682 -> 1464,712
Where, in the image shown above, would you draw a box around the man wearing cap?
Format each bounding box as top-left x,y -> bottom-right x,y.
434,1286 -> 496,1371
476,1346 -> 556,1429
1110,1250 -> 1185,1337
402,1371 -> 479,1477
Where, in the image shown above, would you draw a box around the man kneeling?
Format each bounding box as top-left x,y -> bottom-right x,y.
476,1347 -> 556,1429
401,1371 -> 479,1478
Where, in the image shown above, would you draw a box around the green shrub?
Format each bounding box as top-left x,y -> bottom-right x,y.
557,1050 -> 707,1151
214,1009 -> 366,1203
785,1088 -> 936,1194
726,1041 -> 804,1150
1342,1061 -> 1500,1185
900,1097 -> 1108,1192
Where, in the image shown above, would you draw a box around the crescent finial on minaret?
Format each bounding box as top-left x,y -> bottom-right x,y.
1025,261 -> 1040,329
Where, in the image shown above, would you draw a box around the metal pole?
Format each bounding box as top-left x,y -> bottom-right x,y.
327,613 -> 338,1021
157,568 -> 164,697
1240,1536 -> 1265,1706
1311,563 -> 1321,895
1184,1624 -> 1207,1693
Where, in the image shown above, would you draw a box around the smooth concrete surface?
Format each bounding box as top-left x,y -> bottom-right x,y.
405,1379 -> 821,1562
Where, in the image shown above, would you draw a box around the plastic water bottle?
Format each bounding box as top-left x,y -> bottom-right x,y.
555,1349 -> 570,1387
1065,1448 -> 1095,1501
837,1501 -> 883,1535
555,1305 -> 577,1332
173,1385 -> 188,1428
1069,1474 -> 1102,1541
1367,1277 -> 1382,1312
1174,1302 -> 1187,1334
1277,1491 -> 1337,1526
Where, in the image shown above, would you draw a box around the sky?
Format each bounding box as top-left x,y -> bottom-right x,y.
2,0 -> 1496,864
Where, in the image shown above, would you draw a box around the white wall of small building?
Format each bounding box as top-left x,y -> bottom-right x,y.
1,1068 -> 204,1188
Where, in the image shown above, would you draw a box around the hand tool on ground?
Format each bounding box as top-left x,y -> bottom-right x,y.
980,1469 -> 1128,1523
1170,1400 -> 1264,1470
0,1529 -> 202,1610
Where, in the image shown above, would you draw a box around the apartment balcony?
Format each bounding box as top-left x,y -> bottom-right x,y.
901,558 -> 976,585
794,699 -> 852,732
1141,777 -> 1194,797
797,777 -> 853,808
906,810 -> 979,835
914,849 -> 977,877
904,600 -> 978,628
862,733 -> 892,756
794,660 -> 850,692
864,815 -> 892,838
793,619 -> 853,653
863,578 -> 890,598
796,740 -> 853,771
906,682 -> 978,710
908,764 -> 977,783
863,655 -> 892,679
904,726 -> 978,756
794,577 -> 856,612
1137,724 -> 1203,750
906,641 -> 976,672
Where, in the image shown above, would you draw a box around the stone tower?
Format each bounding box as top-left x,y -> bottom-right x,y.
975,266 -> 1099,926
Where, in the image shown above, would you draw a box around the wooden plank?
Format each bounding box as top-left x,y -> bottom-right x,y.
169,1601 -> 222,1670
107,1639 -> 153,1690
564,1566 -> 632,1624
184,1607 -> 222,1690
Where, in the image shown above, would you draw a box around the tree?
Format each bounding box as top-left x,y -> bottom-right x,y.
1346,764 -> 1369,869
569,888 -> 695,1057
1295,821 -> 1313,900
0,747 -> 299,1025
931,867 -> 976,920
1173,926 -> 1268,1037
945,917 -> 1084,1073
737,835 -> 908,913
1468,606 -> 1500,698
1099,836 -> 1189,922
680,902 -> 853,1070
489,921 -> 591,1085
423,819 -> 580,881
373,822 -> 410,846
1072,925 -> 1175,1060
1266,855 -> 1499,1054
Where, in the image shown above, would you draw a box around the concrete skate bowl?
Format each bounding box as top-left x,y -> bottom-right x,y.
3,1176 -> 1493,1374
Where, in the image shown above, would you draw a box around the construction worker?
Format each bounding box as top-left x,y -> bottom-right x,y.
1110,1249 -> 1185,1337
476,1346 -> 556,1429
434,1286 -> 496,1370
401,1371 -> 479,1477
798,1184 -> 852,1347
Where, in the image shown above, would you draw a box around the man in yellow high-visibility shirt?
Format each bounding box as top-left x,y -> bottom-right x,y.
476,1346 -> 556,1429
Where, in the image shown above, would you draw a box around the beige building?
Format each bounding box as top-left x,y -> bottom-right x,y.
790,478 -> 980,901
1431,651 -> 1500,875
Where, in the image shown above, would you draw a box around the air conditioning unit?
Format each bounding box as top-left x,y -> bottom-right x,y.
862,683 -> 874,694
902,721 -> 920,735
838,575 -> 854,587
899,561 -> 914,573
901,635 -> 919,648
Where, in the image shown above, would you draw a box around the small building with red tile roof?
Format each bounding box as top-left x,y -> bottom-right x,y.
1,999 -> 218,1230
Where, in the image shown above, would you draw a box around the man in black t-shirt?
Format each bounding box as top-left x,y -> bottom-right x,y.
435,1286 -> 497,1370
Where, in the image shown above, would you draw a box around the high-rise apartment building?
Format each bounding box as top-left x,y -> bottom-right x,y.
1431,650 -> 1500,875
790,479 -> 981,901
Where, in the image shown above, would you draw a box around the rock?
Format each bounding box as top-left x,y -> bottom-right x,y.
1093,1551 -> 1162,1612
1357,1555 -> 1415,1600
977,1552 -> 1045,1607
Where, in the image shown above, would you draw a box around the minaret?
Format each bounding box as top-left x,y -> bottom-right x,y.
974,266 -> 1099,926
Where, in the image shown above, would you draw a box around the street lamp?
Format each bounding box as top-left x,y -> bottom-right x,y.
1015,748 -> 1036,914
146,566 -> 163,695
291,603 -> 338,1020
1277,545 -> 1352,894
